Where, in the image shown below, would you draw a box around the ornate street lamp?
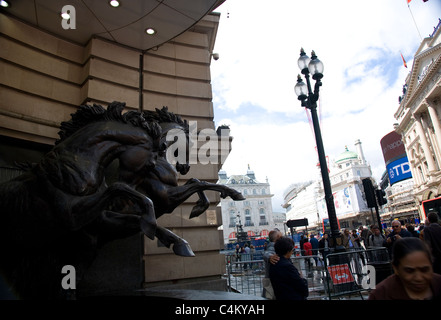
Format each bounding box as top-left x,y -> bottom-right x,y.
294,48 -> 344,251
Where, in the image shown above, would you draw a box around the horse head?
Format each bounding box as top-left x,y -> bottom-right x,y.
143,107 -> 191,177
44,102 -> 162,195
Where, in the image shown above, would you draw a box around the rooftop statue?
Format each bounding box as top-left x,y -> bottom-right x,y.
0,102 -> 244,299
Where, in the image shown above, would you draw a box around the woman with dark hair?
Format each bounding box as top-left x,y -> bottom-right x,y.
368,237 -> 441,300
269,237 -> 308,300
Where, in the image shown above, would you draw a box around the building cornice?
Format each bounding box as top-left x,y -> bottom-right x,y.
395,52 -> 441,129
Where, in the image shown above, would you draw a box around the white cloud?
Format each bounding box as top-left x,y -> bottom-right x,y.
211,0 -> 441,210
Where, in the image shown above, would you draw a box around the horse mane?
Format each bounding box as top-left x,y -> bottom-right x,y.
142,106 -> 189,133
56,101 -> 162,144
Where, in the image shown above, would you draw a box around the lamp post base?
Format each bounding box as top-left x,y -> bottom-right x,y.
330,233 -> 346,253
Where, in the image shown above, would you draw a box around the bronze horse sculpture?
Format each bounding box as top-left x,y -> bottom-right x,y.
139,107 -> 244,256
0,102 -> 244,299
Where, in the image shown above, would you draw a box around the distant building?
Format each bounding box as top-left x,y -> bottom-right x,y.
217,167 -> 277,244
283,181 -> 320,231
284,139 -> 376,232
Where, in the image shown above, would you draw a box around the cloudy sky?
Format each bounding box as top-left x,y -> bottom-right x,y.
209,0 -> 441,211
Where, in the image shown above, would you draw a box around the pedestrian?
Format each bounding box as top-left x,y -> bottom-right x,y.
366,225 -> 388,262
299,234 -> 307,256
384,220 -> 412,258
310,234 -> 319,255
359,226 -> 369,248
250,244 -> 255,260
350,229 -> 365,276
262,229 -> 282,299
243,244 -> 250,270
351,229 -> 362,249
342,229 -> 356,250
406,224 -> 420,238
303,237 -> 312,256
303,238 -> 313,273
422,212 -> 441,275
310,234 -> 319,266
269,236 -> 309,300
367,225 -> 386,248
318,233 -> 331,260
235,244 -> 241,263
368,237 -> 441,300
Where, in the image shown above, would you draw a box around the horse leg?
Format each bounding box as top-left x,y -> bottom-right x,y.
155,226 -> 195,257
165,180 -> 245,213
190,191 -> 210,219
183,178 -> 210,218
189,180 -> 245,201
68,182 -> 157,239
91,210 -> 142,245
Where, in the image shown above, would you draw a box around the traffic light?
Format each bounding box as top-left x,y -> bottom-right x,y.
376,189 -> 387,206
362,178 -> 377,208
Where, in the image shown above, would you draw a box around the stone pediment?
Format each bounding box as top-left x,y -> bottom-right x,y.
395,24 -> 441,123
404,25 -> 441,103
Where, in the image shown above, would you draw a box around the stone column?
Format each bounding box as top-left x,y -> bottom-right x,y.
426,99 -> 441,140
403,138 -> 420,186
412,114 -> 437,174
426,99 -> 441,165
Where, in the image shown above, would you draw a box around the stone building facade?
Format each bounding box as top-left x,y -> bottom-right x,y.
394,20 -> 441,221
218,167 -> 275,244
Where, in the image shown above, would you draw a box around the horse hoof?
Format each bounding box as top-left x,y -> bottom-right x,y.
231,192 -> 245,201
140,219 -> 156,240
189,204 -> 209,219
173,241 -> 195,257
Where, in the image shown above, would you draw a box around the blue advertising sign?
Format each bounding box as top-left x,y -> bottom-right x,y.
387,156 -> 412,185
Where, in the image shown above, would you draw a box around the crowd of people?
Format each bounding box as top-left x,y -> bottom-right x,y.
260,212 -> 441,300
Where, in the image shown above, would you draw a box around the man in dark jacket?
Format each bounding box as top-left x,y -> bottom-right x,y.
423,212 -> 441,274
269,237 -> 308,300
385,220 -> 412,258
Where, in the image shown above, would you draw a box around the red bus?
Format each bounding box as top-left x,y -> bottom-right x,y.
422,196 -> 441,221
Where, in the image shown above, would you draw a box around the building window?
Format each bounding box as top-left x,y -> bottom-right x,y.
229,210 -> 236,227
259,208 -> 268,225
245,209 -> 253,226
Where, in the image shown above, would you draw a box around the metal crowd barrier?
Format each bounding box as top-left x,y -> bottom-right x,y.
323,247 -> 392,300
224,253 -> 266,296
223,247 -> 392,300
224,251 -> 329,299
